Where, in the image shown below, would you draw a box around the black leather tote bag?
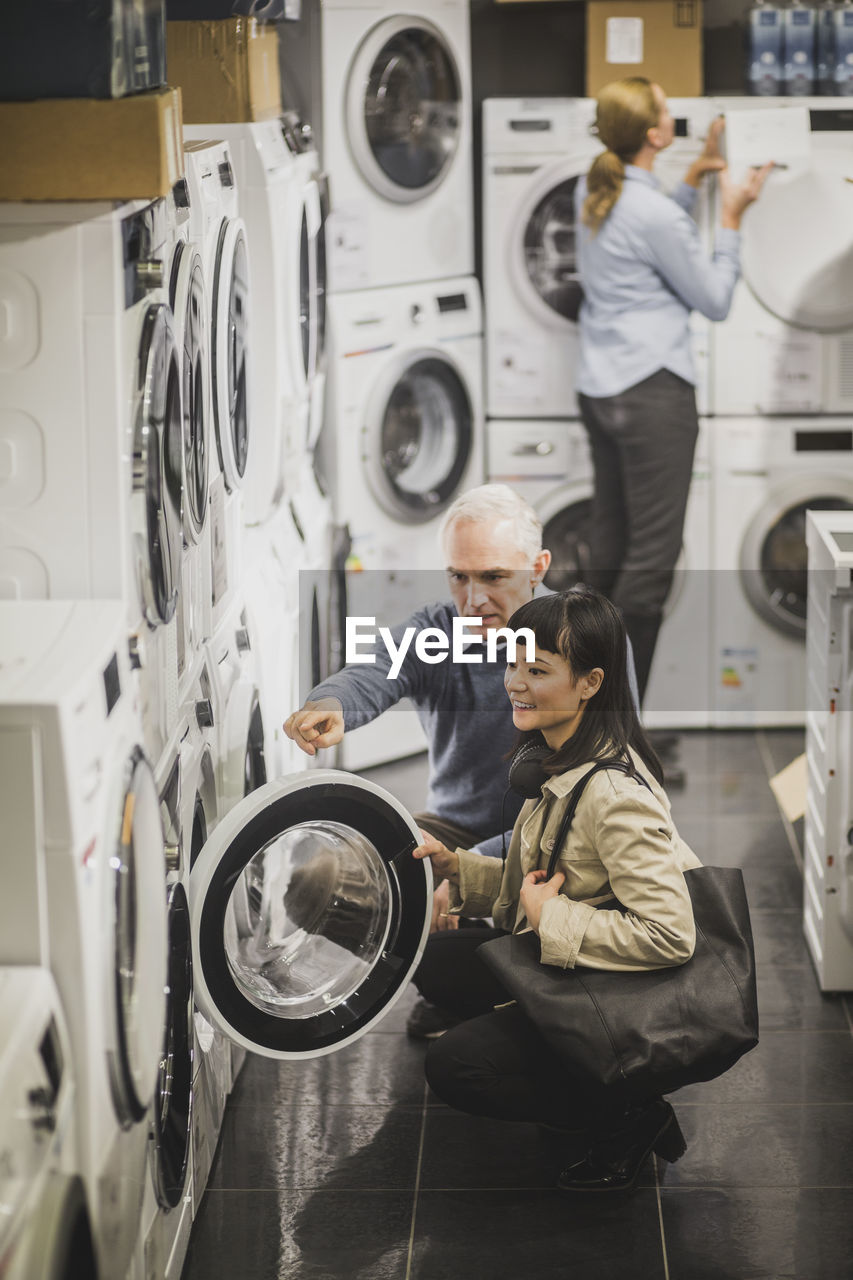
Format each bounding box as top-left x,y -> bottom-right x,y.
478,761 -> 759,1099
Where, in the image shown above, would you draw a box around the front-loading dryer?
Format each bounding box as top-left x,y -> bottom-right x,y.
712,98 -> 853,415
189,769 -> 432,1059
0,600 -> 168,1280
0,967 -> 98,1280
183,139 -> 252,632
206,593 -> 267,821
281,0 -> 473,291
483,96 -> 715,420
0,199 -> 184,764
185,115 -> 328,522
712,417 -> 853,726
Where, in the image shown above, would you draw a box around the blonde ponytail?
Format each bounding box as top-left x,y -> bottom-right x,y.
582,77 -> 660,233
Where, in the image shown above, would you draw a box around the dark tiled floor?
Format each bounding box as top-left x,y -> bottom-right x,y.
182,729 -> 853,1280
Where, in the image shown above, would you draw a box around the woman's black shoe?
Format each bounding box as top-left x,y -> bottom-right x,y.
556,1100 -> 686,1193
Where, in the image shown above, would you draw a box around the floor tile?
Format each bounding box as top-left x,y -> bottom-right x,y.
662,1186 -> 853,1280
659,1106 -> 853,1189
760,728 -> 806,776
418,1108 -> 617,1189
673,816 -> 803,909
410,1189 -> 666,1280
228,1034 -> 428,1109
182,1188 -> 412,1280
750,910 -> 810,967
675,1031 -> 853,1105
209,1103 -> 422,1190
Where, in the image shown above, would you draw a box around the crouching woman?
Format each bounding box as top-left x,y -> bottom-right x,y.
412,584 -> 700,1192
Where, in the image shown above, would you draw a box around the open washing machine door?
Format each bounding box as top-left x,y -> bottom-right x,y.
740,475 -> 853,639
363,348 -> 474,523
346,16 -> 463,204
210,218 -> 251,492
190,771 -> 432,1059
131,304 -> 183,627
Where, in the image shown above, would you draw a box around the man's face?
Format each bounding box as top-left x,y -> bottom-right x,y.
443,517 -> 550,635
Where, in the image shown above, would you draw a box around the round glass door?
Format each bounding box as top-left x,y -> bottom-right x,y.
133,304 -> 183,627
742,490 -> 853,638
364,354 -> 473,522
541,496 -> 593,593
211,220 -> 250,491
171,242 -> 209,544
523,177 -> 584,323
108,750 -> 168,1125
347,17 -> 462,203
150,881 -> 192,1209
190,772 -> 431,1058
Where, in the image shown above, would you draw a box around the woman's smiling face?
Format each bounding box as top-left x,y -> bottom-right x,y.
504,645 -> 603,750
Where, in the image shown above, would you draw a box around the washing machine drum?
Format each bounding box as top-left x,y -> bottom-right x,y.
133,304 -> 183,626
211,220 -> 251,491
365,354 -> 473,523
523,176 -> 584,323
190,772 -> 431,1058
541,492 -> 593,593
742,491 -> 853,638
348,16 -> 462,203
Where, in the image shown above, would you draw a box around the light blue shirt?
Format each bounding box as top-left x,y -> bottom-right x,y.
574,166 -> 741,399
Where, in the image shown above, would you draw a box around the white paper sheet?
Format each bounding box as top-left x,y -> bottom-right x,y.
723,106 -> 812,181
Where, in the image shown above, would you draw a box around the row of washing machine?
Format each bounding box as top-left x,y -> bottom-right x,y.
488,415 -> 853,729
482,95 -> 853,421
0,112 -> 335,1279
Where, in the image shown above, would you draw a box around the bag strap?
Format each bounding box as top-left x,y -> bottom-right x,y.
545,758 -> 651,880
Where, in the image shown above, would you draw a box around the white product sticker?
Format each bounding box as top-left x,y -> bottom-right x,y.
327,206 -> 370,291
723,107 -> 811,182
606,17 -> 644,65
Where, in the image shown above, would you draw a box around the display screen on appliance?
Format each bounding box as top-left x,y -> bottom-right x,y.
794,430 -> 853,452
437,294 -> 468,313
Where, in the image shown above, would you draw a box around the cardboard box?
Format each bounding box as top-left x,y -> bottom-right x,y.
1,0 -> 166,101
0,87 -> 183,201
166,18 -> 281,122
586,1 -> 704,98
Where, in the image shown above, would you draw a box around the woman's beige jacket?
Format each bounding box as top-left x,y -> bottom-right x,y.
447,747 -> 701,972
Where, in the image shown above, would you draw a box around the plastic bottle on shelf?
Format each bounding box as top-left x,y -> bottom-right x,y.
817,0 -> 838,94
747,0 -> 785,95
832,0 -> 853,93
783,1 -> 817,95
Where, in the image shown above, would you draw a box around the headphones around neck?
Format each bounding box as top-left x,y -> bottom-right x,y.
507,738 -> 553,799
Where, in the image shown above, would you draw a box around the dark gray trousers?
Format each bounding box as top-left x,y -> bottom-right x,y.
578,368 -> 699,700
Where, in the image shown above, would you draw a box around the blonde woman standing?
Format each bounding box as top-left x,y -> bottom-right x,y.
575,78 -> 771,708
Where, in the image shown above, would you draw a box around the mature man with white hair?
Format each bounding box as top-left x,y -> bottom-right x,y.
285,483 -> 639,1036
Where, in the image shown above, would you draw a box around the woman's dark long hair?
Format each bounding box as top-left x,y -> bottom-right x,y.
507,585 -> 663,785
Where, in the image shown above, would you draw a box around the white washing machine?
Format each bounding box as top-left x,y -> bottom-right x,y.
189,769 -> 432,1059
0,600 -> 168,1280
323,276 -> 484,569
712,98 -> 853,415
183,139 -> 251,633
281,0 -> 473,291
486,417 -> 713,728
483,96 -> 715,420
186,115 -> 328,520
712,417 -> 853,727
0,967 -> 98,1280
243,503 -> 306,779
803,511 -> 853,991
0,199 -> 184,764
322,277 -> 483,767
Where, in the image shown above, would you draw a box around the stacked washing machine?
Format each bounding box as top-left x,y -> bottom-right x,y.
710,97 -> 853,727
182,105 -> 332,782
283,0 -> 485,769
482,97 -> 716,728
